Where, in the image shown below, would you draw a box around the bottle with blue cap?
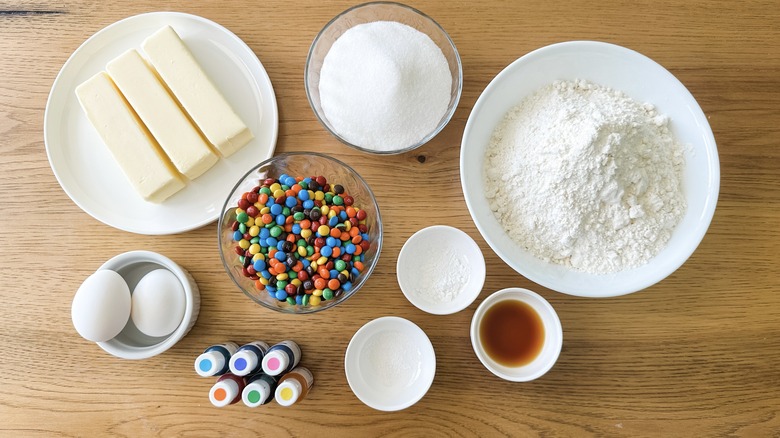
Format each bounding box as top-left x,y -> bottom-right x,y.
195,341 -> 239,377
229,341 -> 270,376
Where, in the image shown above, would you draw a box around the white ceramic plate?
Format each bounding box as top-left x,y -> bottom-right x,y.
345,317 -> 435,411
397,225 -> 485,315
44,12 -> 278,235
460,41 -> 720,297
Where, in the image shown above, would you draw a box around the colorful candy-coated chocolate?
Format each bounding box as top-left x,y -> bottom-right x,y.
233,175 -> 371,306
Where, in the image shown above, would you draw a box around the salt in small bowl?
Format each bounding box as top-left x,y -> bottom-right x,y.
397,225 -> 485,315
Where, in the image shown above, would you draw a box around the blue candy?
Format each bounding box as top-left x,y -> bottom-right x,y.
260,270 -> 272,279
292,224 -> 302,234
270,204 -> 282,215
320,246 -> 333,257
298,190 -> 310,201
328,216 -> 339,227
275,251 -> 286,261
345,243 -> 357,254
275,214 -> 286,225
253,260 -> 266,271
326,237 -> 338,247
343,281 -> 353,291
329,269 -> 339,279
266,237 -> 278,247
233,230 -> 243,241
274,289 -> 287,300
285,196 -> 297,208
303,200 -> 315,209
295,294 -> 303,304
339,211 -> 348,221
260,228 -> 270,239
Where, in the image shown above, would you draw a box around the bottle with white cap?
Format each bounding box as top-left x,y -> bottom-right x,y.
275,366 -> 314,407
229,341 -> 270,376
241,373 -> 278,408
261,340 -> 301,376
194,342 -> 239,377
209,373 -> 246,407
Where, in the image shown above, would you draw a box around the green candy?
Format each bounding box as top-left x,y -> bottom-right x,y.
289,271 -> 298,279
260,187 -> 271,195
286,297 -> 295,305
299,181 -> 308,190
239,223 -> 247,233
324,193 -> 333,203
250,236 -> 260,244
302,294 -> 310,306
293,212 -> 305,221
276,280 -> 288,289
236,212 -> 249,223
270,226 -> 282,237
335,260 -> 347,271
282,207 -> 291,216
323,288 -> 334,300
306,245 -> 314,256
332,195 -> 343,205
239,255 -> 245,264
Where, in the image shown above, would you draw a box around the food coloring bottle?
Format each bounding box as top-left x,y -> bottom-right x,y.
261,340 -> 301,376
209,373 -> 246,407
195,341 -> 239,377
241,373 -> 278,407
229,341 -> 270,376
275,366 -> 314,407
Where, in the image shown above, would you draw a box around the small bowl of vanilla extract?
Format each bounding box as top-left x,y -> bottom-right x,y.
470,288 -> 563,381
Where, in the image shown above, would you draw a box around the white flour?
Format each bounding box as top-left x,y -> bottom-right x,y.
484,80 -> 686,274
410,247 -> 470,304
365,331 -> 420,388
318,21 -> 451,151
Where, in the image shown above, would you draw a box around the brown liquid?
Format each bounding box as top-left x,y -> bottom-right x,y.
479,300 -> 545,366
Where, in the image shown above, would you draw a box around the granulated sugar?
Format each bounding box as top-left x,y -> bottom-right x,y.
318,21 -> 451,152
484,80 -> 686,274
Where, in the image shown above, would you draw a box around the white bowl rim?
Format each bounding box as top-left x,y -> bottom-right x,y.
460,40 -> 720,297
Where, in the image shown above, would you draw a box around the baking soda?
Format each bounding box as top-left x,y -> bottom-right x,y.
319,21 -> 452,152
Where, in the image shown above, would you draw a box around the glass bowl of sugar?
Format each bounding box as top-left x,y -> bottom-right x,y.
305,2 -> 462,154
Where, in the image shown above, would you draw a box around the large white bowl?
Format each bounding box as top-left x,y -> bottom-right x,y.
460,41 -> 720,297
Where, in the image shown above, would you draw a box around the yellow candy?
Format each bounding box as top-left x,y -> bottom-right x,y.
235,207 -> 245,215
254,201 -> 264,209
344,221 -> 352,231
260,206 -> 271,214
245,217 -> 255,227
252,253 -> 265,262
310,295 -> 322,306
301,229 -> 312,239
328,210 -> 337,218
317,256 -> 328,265
269,183 -> 281,193
276,273 -> 289,281
297,246 -> 307,257
313,289 -> 323,297
249,225 -> 260,237
308,190 -> 315,200
291,279 -> 302,287
314,191 -> 325,201
310,261 -> 318,270
318,225 -> 330,236
273,189 -> 285,198
259,277 -> 269,285
238,239 -> 250,250
248,244 -> 261,255
321,205 -> 329,215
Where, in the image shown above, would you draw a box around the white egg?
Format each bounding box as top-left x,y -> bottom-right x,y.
131,269 -> 186,338
72,270 -> 131,342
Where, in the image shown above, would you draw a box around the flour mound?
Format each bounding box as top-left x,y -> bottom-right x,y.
484,80 -> 686,274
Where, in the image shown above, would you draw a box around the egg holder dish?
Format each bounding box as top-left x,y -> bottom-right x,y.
95,251 -> 200,359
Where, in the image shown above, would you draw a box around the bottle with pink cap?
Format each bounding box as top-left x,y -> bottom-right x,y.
261,340 -> 301,376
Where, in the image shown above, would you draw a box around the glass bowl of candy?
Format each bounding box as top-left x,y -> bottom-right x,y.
218,152 -> 383,314
304,1 -> 462,154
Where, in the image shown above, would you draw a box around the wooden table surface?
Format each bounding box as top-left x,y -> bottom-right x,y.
1,0 -> 779,436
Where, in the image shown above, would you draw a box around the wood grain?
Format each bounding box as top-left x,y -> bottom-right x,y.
1,0 -> 779,436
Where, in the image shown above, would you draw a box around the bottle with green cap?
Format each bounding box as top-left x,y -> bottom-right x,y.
242,373 -> 278,407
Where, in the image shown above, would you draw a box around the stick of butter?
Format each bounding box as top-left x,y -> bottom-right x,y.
142,26 -> 254,157
106,49 -> 218,180
75,72 -> 185,203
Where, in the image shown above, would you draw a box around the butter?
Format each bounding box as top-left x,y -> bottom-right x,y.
75,72 -> 185,203
106,49 -> 218,180
142,26 -> 254,157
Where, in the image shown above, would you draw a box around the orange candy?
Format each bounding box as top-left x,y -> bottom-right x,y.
330,228 -> 342,238
354,261 -> 365,271
314,278 -> 327,290
318,267 -> 330,279
351,235 -> 362,244
261,214 -> 273,224
327,279 -> 340,290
